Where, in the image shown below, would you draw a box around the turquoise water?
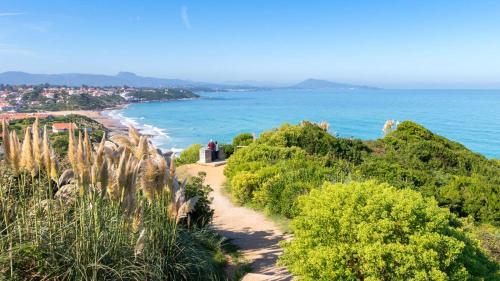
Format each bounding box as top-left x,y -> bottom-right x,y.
107,89 -> 500,158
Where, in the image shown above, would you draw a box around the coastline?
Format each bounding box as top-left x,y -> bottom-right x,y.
41,107 -> 129,135
36,103 -> 175,152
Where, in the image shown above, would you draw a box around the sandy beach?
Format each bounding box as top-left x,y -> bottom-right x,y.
42,109 -> 128,135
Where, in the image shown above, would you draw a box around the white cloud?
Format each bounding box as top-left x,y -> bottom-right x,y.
0,12 -> 25,17
181,6 -> 191,29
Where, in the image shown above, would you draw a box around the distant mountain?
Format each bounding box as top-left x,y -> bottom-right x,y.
0,71 -> 239,89
291,78 -> 379,90
0,72 -> 379,91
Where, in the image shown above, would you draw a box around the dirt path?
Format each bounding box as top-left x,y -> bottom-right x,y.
178,164 -> 292,281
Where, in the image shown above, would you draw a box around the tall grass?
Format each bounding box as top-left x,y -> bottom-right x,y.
0,119 -> 224,280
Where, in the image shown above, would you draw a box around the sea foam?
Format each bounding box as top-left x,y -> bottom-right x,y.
105,109 -> 179,153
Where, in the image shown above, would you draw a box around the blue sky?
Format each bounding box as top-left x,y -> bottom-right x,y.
1,0 -> 500,88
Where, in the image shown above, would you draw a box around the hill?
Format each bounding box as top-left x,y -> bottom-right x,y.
225,121 -> 499,224
291,78 -> 379,90
0,71 -> 241,90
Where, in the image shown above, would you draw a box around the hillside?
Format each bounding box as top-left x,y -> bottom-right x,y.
226,121 -> 499,224
0,71 -> 235,89
223,121 -> 500,277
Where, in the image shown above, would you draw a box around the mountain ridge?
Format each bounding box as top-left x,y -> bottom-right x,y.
0,71 -> 379,90
0,71 -> 231,89
291,78 -> 379,90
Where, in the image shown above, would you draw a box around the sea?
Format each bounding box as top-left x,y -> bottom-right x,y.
104,89 -> 500,159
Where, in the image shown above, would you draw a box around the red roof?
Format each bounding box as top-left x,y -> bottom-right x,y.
52,123 -> 77,130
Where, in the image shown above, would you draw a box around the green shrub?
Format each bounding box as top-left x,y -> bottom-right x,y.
280,181 -> 499,280
439,175 -> 499,223
225,140 -> 352,217
232,133 -> 254,146
249,158 -> 342,217
224,123 -> 367,217
257,122 -> 369,163
224,144 -> 307,179
219,144 -> 235,158
357,121 -> 500,224
176,144 -> 202,165
185,172 -> 215,227
225,120 -> 500,225
230,172 -> 261,204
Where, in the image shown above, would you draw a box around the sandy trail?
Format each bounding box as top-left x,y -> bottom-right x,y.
178,164 -> 292,281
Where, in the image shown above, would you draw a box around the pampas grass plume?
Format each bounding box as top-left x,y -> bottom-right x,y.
9,131 -> 20,176
1,119 -> 10,165
21,127 -> 37,176
32,117 -> 43,168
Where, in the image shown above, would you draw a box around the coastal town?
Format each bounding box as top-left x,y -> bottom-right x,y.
0,84 -> 198,113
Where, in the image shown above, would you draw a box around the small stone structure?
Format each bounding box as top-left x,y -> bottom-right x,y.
199,148 -> 212,163
199,147 -> 225,164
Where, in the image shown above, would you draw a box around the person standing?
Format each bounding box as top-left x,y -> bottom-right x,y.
214,141 -> 219,161
208,139 -> 216,161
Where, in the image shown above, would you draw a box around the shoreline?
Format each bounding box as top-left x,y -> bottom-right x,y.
40,107 -> 129,136
42,108 -> 179,153
36,103 -> 175,152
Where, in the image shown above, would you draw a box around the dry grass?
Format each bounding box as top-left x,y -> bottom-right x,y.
0,120 -> 225,280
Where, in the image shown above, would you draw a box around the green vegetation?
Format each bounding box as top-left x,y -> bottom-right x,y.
176,144 -> 202,166
225,120 -> 500,276
185,172 -> 215,228
2,114 -> 106,156
16,92 -> 125,112
357,121 -> 500,224
0,121 -> 226,280
128,88 -> 198,101
280,181 -> 498,280
224,122 -> 367,218
219,144 -> 235,158
226,121 -> 499,224
257,122 -> 368,163
232,133 -> 254,147
5,84 -> 199,112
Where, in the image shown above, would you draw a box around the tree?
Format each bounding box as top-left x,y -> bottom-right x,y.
280,181 -> 498,280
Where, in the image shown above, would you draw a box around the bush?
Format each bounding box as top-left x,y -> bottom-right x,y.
225,120 -> 500,226
257,122 -> 369,163
224,144 -> 307,179
232,133 -> 254,146
357,121 -> 500,224
219,144 -> 235,158
176,144 -> 202,165
230,172 -> 261,204
439,175 -> 499,223
185,172 -> 215,227
280,181 -> 499,280
224,123 -> 365,217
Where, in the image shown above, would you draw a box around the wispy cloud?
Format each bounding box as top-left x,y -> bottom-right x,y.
181,6 -> 191,29
0,12 -> 25,17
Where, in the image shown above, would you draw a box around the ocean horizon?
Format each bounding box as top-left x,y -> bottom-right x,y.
105,88 -> 500,158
